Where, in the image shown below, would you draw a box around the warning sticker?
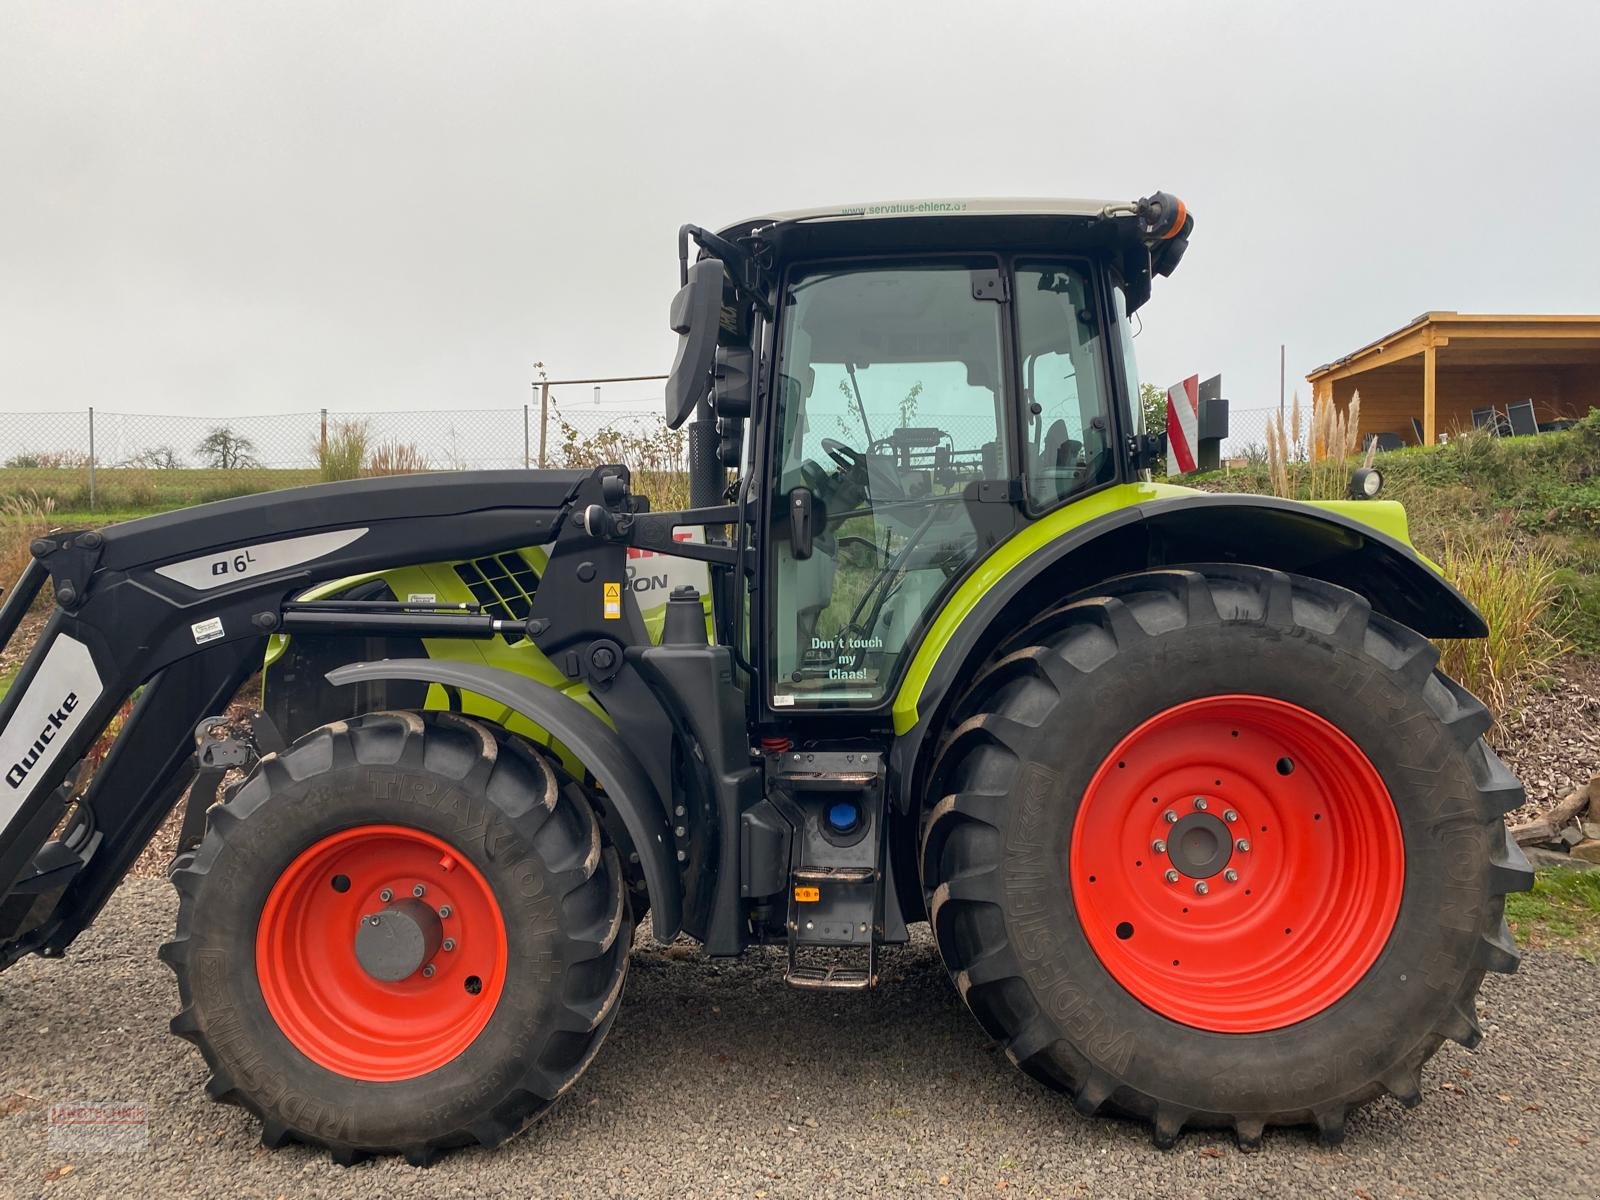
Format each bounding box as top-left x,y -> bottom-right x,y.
794,886 -> 820,903
603,581 -> 622,620
190,616 -> 225,645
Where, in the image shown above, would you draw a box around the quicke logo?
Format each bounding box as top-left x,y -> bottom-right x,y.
6,692 -> 79,788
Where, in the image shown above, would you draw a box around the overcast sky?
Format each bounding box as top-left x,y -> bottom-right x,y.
2,1 -> 1597,421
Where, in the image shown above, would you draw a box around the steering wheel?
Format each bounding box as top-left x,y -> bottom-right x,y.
821,437 -> 864,472
820,437 -> 906,502
799,458 -> 833,494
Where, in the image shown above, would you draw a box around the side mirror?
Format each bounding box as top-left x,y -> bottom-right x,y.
664,258 -> 727,430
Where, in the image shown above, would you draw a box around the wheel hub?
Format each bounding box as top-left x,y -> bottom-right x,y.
256,824 -> 508,1081
1166,810 -> 1233,879
354,898 -> 444,982
1069,695 -> 1405,1032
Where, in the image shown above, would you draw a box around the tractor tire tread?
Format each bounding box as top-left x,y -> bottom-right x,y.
921,565 -> 1530,1148
160,710 -> 631,1165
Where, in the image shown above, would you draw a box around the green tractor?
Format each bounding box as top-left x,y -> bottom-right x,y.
0,193 -> 1529,1163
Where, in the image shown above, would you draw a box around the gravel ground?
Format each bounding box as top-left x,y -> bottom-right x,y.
0,880 -> 1595,1200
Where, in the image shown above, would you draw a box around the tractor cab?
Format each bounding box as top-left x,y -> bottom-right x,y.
664,195 -> 1192,716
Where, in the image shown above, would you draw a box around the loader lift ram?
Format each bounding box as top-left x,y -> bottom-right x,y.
0,193 -> 1530,1162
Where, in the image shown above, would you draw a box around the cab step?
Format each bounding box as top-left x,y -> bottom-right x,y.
786,951 -> 877,991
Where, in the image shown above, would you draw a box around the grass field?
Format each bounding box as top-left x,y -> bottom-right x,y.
1505,866 -> 1600,960
0,466 -> 322,515
0,464 -> 692,524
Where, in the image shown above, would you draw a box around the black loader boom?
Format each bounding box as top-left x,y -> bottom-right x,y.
0,466 -> 658,967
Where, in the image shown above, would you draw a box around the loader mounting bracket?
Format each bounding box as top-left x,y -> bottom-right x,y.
29,530 -> 104,611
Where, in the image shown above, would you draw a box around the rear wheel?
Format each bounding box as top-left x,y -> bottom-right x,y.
922,566 -> 1531,1147
162,710 -> 630,1164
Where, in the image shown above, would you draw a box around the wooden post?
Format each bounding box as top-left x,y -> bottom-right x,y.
538,382 -> 551,468
1422,345 -> 1437,445
319,408 -> 328,461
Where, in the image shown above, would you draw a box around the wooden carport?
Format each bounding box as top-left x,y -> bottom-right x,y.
1307,313 -> 1600,444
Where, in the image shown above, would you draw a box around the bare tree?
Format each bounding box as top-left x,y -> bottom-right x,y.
195,426 -> 259,469
120,445 -> 185,469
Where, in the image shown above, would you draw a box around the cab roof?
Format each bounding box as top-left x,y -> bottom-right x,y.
711,193 -> 1191,311
715,196 -> 1131,238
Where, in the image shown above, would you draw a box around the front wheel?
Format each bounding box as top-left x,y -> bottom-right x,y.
922,566 -> 1531,1147
162,710 -> 631,1164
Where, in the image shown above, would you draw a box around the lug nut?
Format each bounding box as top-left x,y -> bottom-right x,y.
1194,881 -> 1209,895
379,888 -> 393,903
442,938 -> 456,952
1164,869 -> 1180,883
1236,839 -> 1251,853
1224,810 -> 1238,823
1224,869 -> 1239,883
422,964 -> 435,978
1163,810 -> 1178,825
438,905 -> 452,919
1152,839 -> 1167,854
412,884 -> 426,898
1193,796 -> 1208,810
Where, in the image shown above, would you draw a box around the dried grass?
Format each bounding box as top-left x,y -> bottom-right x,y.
1436,532 -> 1568,721
1264,390 -> 1365,500
365,441 -> 431,476
0,490 -> 57,592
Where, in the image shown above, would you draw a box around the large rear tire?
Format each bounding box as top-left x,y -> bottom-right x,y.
921,566 -> 1532,1148
161,710 -> 631,1165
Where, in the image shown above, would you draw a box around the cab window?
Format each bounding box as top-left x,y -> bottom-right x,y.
1016,263 -> 1115,509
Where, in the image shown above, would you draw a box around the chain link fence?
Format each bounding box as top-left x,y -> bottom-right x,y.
0,400 -> 1289,516
0,404 -> 687,514
1223,409 -> 1277,464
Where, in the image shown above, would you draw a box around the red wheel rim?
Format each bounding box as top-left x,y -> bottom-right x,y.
256,824 -> 508,1081
1070,695 -> 1404,1032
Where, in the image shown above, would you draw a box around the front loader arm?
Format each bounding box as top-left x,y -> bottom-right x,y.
0,468 -> 609,967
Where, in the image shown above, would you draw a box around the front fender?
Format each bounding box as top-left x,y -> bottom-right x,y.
327,659 -> 682,941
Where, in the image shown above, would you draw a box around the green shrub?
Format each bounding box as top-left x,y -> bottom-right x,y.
318,420 -> 370,482
1553,566 -> 1600,655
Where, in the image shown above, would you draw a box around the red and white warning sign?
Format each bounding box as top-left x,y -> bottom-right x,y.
1165,374 -> 1200,476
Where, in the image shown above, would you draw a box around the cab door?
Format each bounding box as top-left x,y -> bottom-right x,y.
763,260 -> 1015,713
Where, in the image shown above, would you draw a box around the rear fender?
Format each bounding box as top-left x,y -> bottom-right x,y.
327,659 -> 683,940
889,491 -> 1485,815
